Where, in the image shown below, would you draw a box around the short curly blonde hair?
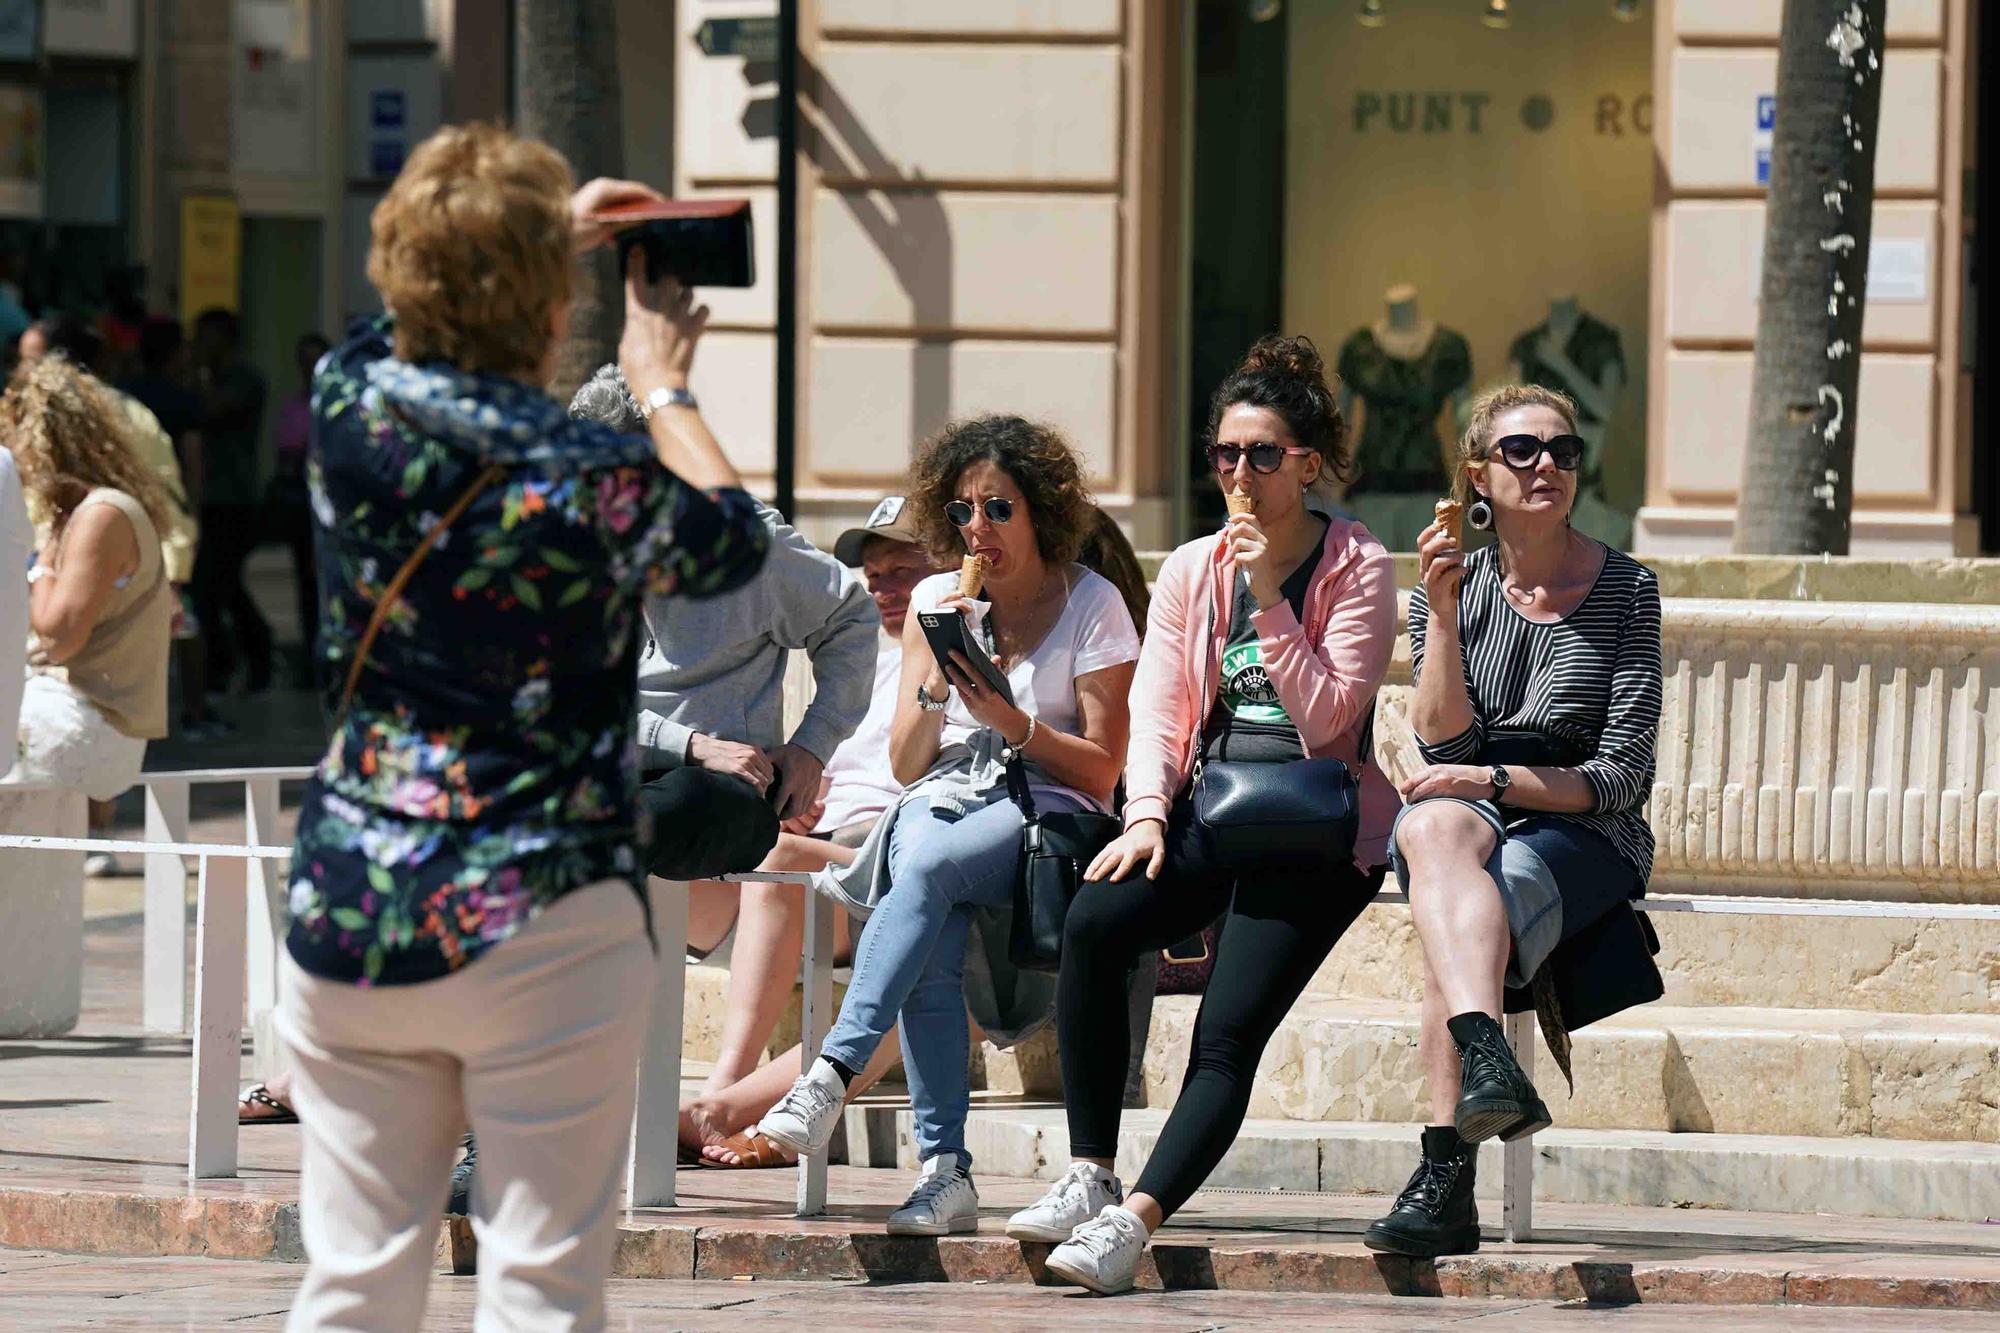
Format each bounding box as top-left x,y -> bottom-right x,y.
367,123 -> 574,377
1454,383 -> 1579,506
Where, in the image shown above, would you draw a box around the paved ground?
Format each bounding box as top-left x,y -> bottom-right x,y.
7,1250 -> 2000,1330
1,874 -> 1994,1315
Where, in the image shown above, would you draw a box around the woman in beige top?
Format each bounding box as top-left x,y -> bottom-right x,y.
0,355 -> 172,800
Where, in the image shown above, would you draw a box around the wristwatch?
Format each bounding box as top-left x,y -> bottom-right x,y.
638,385 -> 698,419
915,683 -> 947,712
1489,765 -> 1512,800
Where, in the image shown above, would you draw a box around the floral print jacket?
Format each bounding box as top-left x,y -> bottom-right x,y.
286,318 -> 768,985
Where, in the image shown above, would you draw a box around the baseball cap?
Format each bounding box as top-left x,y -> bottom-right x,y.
833,495 -> 922,566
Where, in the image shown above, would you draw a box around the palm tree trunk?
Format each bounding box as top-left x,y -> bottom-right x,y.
1733,0 -> 1886,555
514,0 -> 625,401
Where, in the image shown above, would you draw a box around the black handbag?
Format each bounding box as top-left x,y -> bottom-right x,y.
1191,756 -> 1359,872
1004,749 -> 1121,972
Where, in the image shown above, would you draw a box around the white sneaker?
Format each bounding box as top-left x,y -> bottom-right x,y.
755,1057 -> 845,1157
885,1152 -> 980,1236
1044,1205 -> 1148,1295
1006,1161 -> 1123,1242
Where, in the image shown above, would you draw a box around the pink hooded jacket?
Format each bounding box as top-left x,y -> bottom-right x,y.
1123,514 -> 1400,870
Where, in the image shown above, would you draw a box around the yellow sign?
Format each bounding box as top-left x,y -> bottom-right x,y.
179,195 -> 241,328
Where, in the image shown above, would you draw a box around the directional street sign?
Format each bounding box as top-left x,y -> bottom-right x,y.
695,16 -> 778,62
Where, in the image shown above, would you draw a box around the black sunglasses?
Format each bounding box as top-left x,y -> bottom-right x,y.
1490,433 -> 1584,471
1206,442 -> 1317,475
945,497 -> 1014,527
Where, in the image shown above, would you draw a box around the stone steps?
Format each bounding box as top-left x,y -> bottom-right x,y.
1310,902 -> 2000,1015
1143,994 -> 2000,1144
681,965 -> 1999,1144
833,1099 -> 2000,1225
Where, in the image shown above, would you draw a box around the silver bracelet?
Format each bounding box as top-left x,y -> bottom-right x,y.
1007,714 -> 1038,756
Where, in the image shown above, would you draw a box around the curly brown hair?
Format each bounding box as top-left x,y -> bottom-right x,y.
2,354 -> 171,539
908,415 -> 1097,568
367,123 -> 574,377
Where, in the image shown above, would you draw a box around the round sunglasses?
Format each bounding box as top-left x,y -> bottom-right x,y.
1490,433 -> 1584,472
945,497 -> 1014,527
1207,442 -> 1317,475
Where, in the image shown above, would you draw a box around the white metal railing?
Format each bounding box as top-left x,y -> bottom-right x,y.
8,772 -> 2000,1239
0,766 -> 305,1180
0,767 -> 839,1216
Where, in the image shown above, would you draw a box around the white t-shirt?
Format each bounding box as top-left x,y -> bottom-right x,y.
908,564 -> 1141,808
815,629 -> 904,835
0,448 -> 29,780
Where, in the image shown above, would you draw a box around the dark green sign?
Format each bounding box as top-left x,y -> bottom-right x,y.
696,16 -> 778,61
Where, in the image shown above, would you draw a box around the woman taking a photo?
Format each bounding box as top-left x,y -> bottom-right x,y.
758,415 -> 1140,1236
273,124 -> 767,1328
0,355 -> 172,801
1363,383 -> 1663,1260
1019,336 -> 1399,1295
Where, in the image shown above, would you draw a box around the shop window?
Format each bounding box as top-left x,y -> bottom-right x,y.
1187,0 -> 1653,549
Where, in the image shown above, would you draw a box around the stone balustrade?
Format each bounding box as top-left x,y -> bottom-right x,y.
1376,598 -> 2000,903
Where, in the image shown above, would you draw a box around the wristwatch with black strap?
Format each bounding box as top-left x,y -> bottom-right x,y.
1488,764 -> 1512,800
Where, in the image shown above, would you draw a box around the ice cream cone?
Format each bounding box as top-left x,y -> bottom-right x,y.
958,553 -> 991,599
1225,491 -> 1255,518
1434,498 -> 1463,546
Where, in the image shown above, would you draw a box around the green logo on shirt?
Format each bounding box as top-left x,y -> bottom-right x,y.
1220,641 -> 1288,724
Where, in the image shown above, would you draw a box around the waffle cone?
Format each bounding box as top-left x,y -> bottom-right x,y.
958,554 -> 991,599
1225,491 -> 1255,517
1434,498 -> 1463,546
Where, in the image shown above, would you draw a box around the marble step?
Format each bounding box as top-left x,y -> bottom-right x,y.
678,965 -> 1999,1143
1141,995 -> 2000,1144
1308,901 -> 2000,1015
833,1101 -> 2000,1225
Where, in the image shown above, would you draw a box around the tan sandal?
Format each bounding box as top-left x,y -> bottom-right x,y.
698,1129 -> 797,1169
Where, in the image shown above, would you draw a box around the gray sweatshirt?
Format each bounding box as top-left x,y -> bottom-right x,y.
635,503 -> 878,771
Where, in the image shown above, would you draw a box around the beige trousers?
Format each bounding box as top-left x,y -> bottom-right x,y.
277,880 -> 655,1333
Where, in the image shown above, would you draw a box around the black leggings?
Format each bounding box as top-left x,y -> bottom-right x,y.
1057,799 -> 1382,1221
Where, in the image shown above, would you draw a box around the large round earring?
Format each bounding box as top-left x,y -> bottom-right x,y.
1468,497 -> 1494,531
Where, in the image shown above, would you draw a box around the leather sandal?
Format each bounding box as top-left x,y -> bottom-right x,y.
699,1129 -> 798,1169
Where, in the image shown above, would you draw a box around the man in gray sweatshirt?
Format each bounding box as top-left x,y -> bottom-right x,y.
570,366 -> 879,906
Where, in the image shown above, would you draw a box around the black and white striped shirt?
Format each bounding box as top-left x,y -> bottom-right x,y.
1408,542 -> 1663,883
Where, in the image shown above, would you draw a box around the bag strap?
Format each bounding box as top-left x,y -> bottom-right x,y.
333,463 -> 506,727
1003,743 -> 1040,825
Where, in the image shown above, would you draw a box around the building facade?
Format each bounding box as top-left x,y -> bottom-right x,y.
120,1 -> 1983,557
671,0 -> 1986,556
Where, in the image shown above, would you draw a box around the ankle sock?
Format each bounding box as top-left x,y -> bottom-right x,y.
1421,1125 -> 1463,1161
1446,1011 -> 1506,1051
822,1056 -> 860,1087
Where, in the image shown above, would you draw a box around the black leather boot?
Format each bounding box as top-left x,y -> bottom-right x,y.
445,1132 -> 477,1216
1363,1127 -> 1480,1257
1449,1012 -> 1551,1144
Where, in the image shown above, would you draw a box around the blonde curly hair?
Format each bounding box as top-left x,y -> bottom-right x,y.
2,354 -> 171,539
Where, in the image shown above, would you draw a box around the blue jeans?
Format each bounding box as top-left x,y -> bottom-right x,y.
820,787 -> 1085,1167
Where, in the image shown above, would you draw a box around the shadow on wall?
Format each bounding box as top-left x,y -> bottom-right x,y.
804,59 -> 953,469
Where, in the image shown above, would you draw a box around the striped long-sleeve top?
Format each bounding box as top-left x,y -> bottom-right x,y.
1407,542 -> 1664,885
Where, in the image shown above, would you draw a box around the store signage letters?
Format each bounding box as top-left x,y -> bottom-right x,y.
1352,92 -> 1652,137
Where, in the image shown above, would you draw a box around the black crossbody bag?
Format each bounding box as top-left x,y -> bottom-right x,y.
1004,750 -> 1121,972
1184,585 -> 1366,874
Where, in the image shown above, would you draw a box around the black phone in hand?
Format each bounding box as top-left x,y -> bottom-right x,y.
916,610 -> 1014,705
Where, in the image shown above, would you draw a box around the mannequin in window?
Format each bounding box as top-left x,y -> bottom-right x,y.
1507,296 -> 1626,497
1335,284 -> 1472,548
